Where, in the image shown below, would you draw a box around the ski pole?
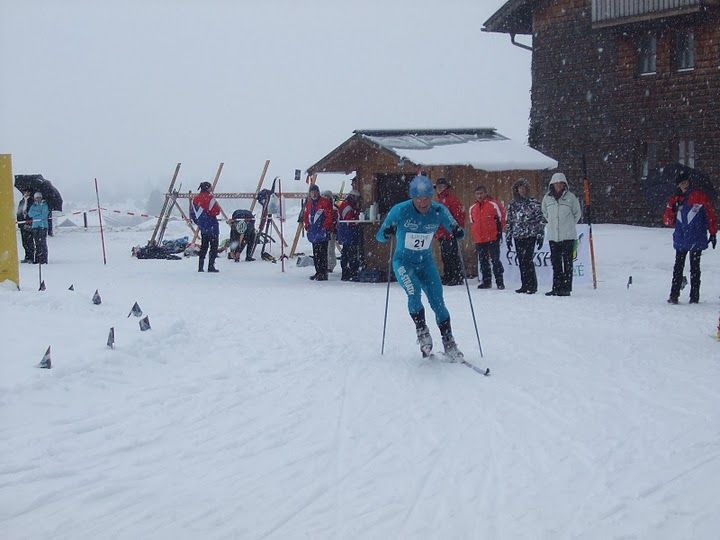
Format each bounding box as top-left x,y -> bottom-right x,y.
582,154 -> 598,289
381,236 -> 395,355
456,239 -> 484,358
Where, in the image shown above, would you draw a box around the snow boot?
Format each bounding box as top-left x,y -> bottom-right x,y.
416,326 -> 433,357
441,335 -> 464,362
198,257 -> 205,272
411,308 -> 432,357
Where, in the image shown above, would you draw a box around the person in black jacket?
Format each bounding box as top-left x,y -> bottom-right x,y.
506,178 -> 545,294
16,188 -> 35,263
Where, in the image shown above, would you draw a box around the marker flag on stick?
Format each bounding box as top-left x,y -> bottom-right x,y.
107,327 -> 115,349
92,289 -> 102,305
139,316 -> 151,331
38,346 -> 52,369
128,302 -> 143,318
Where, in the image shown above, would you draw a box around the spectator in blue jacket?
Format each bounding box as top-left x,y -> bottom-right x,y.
27,192 -> 49,264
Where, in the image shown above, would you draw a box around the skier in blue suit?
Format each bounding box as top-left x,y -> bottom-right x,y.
376,174 -> 466,359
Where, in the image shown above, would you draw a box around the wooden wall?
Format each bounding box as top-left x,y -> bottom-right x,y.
529,0 -> 720,224
330,145 -> 549,278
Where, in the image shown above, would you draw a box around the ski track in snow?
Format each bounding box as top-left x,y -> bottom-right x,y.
1,224 -> 720,539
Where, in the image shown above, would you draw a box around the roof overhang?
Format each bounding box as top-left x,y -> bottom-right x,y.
307,129 -> 558,174
482,0 -> 536,35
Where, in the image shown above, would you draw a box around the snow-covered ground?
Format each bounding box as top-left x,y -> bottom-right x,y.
1,222 -> 719,539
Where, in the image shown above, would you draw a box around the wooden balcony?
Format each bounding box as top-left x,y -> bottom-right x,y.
592,0 -> 712,28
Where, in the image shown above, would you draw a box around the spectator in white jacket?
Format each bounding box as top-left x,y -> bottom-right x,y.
541,172 -> 582,296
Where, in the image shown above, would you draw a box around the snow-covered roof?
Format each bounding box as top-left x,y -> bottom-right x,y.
357,129 -> 557,172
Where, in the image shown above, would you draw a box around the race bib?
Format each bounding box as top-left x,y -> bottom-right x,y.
404,232 -> 433,251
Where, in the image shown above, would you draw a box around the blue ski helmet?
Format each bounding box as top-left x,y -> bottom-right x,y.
409,174 -> 434,198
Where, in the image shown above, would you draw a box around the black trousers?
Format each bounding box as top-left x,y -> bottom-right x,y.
32,228 -> 48,264
312,241 -> 328,276
439,237 -> 463,284
199,232 -> 219,268
514,237 -> 538,292
20,226 -> 35,261
549,240 -> 574,293
476,240 -> 504,285
670,249 -> 702,301
340,242 -> 360,280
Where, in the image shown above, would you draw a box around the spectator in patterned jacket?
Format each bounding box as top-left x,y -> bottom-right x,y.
191,181 -> 223,273
506,178 -> 545,294
663,172 -> 717,304
469,186 -> 506,289
303,184 -> 334,281
434,177 -> 466,286
336,191 -> 361,281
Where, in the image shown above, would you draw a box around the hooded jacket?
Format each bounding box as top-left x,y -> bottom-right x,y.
506,180 -> 544,240
541,178 -> 581,242
28,200 -> 49,229
336,195 -> 360,245
663,188 -> 717,251
435,187 -> 465,241
191,191 -> 221,236
303,194 -> 334,243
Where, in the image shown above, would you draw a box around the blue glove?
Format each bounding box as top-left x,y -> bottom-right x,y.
452,225 -> 465,240
383,226 -> 396,239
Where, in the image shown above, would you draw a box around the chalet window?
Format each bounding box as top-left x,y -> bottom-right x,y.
640,142 -> 658,178
638,34 -> 657,75
678,140 -> 695,168
676,30 -> 695,71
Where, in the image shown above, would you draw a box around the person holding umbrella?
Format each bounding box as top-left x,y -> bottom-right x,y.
663,172 -> 717,304
27,192 -> 49,264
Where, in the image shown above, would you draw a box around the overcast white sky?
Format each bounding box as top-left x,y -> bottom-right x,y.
0,0 -> 531,203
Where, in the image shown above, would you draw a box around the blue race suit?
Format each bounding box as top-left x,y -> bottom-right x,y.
376,200 -> 458,323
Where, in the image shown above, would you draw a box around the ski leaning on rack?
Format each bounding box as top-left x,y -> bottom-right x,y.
249,177 -> 277,260
426,352 -> 490,376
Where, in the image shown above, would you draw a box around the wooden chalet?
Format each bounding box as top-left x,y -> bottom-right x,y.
306,128 -> 557,277
484,0 -> 720,224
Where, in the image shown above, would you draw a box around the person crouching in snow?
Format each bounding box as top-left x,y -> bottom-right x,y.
376,174 -> 465,360
663,172 -> 717,304
191,181 -> 222,273
303,184 -> 334,281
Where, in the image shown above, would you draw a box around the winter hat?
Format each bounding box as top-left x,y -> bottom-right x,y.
435,177 -> 450,188
33,192 -> 43,199
409,175 -> 434,198
198,181 -> 212,192
321,190 -> 333,199
549,172 -> 567,186
675,169 -> 691,184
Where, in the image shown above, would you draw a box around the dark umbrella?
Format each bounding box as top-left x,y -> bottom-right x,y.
643,163 -> 717,210
14,174 -> 63,211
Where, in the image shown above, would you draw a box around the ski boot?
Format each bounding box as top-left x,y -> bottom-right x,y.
416,325 -> 433,358
442,335 -> 464,362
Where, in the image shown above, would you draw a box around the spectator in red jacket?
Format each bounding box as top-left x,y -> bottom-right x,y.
303,185 -> 335,280
663,174 -> 717,304
191,181 -> 223,272
469,186 -> 506,289
434,177 -> 466,286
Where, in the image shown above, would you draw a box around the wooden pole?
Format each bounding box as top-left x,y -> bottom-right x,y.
290,173 -> 315,257
249,160 -> 270,213
150,163 -> 181,245
94,178 -> 107,265
279,178 -> 285,272
582,154 -> 598,289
